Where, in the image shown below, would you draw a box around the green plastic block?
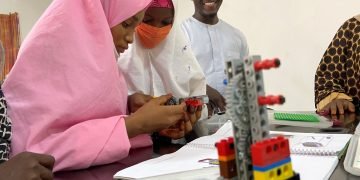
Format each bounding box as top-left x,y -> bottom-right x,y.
274,112 -> 320,122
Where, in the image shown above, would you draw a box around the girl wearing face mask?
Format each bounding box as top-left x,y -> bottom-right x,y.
119,0 -> 207,139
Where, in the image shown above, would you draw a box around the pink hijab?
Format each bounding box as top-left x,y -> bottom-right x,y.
150,0 -> 174,8
3,0 -> 152,171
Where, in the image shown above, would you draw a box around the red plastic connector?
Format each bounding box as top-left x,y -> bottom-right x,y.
254,58 -> 281,71
258,95 -> 285,106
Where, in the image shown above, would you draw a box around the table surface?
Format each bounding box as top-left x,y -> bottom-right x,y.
53,113 -> 360,180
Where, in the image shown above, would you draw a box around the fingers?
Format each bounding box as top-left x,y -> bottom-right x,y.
178,121 -> 185,131
142,94 -> 153,103
325,100 -> 355,115
330,102 -> 338,115
161,104 -> 186,125
128,93 -> 153,113
347,113 -> 356,123
195,105 -> 203,120
187,105 -> 196,114
38,164 -> 54,180
347,101 -> 356,113
336,101 -> 344,115
185,109 -> 197,124
28,153 -> 55,170
184,120 -> 192,133
167,102 -> 186,115
153,94 -> 173,105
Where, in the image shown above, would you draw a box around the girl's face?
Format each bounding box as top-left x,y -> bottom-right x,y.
142,7 -> 174,28
111,10 -> 145,54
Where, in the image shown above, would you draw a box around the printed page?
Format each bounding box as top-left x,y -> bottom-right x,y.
270,131 -> 352,155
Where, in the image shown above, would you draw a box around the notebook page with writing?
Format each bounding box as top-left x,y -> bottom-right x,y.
270,131 -> 352,156
186,123 -> 351,155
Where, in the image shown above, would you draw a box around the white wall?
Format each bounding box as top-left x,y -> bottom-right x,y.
2,0 -> 360,111
0,0 -> 52,40
178,0 -> 360,111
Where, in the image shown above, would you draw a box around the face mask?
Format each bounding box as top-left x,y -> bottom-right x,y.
136,23 -> 172,49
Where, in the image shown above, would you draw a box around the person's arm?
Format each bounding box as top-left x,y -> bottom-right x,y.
206,84 -> 226,116
315,18 -> 357,114
25,94 -> 185,172
27,115 -> 131,172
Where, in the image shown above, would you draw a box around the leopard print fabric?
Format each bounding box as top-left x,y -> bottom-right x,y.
315,17 -> 360,108
0,89 -> 11,163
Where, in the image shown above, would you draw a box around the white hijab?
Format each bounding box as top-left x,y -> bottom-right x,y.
118,0 -> 206,99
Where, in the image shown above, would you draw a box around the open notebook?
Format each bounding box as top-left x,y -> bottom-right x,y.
114,121 -> 351,180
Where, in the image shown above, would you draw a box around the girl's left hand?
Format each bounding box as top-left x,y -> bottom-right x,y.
160,105 -> 204,139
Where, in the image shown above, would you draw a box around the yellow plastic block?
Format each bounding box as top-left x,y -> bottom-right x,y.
253,162 -> 294,180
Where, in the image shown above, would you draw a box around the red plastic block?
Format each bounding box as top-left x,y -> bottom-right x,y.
184,98 -> 203,107
215,137 -> 235,157
254,58 -> 280,71
258,95 -> 285,106
251,136 -> 290,166
216,137 -> 237,178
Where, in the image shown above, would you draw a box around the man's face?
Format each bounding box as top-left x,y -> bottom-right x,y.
193,0 -> 223,17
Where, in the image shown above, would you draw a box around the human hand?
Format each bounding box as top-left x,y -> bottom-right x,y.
125,94 -> 186,138
0,152 -> 55,180
206,85 -> 226,116
329,112 -> 357,128
159,121 -> 185,139
184,103 -> 202,124
160,104 -> 204,139
127,92 -> 153,113
319,99 -> 355,115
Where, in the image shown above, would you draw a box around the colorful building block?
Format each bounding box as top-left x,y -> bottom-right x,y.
215,137 -> 237,178
253,161 -> 294,180
215,137 -> 234,156
251,136 -> 290,167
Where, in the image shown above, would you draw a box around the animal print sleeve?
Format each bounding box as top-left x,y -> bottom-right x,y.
315,17 -> 360,105
0,89 -> 11,163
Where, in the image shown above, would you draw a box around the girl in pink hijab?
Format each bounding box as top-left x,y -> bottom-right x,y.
2,0 -> 187,172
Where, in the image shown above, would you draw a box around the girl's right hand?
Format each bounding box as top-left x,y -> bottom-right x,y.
125,94 -> 186,138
